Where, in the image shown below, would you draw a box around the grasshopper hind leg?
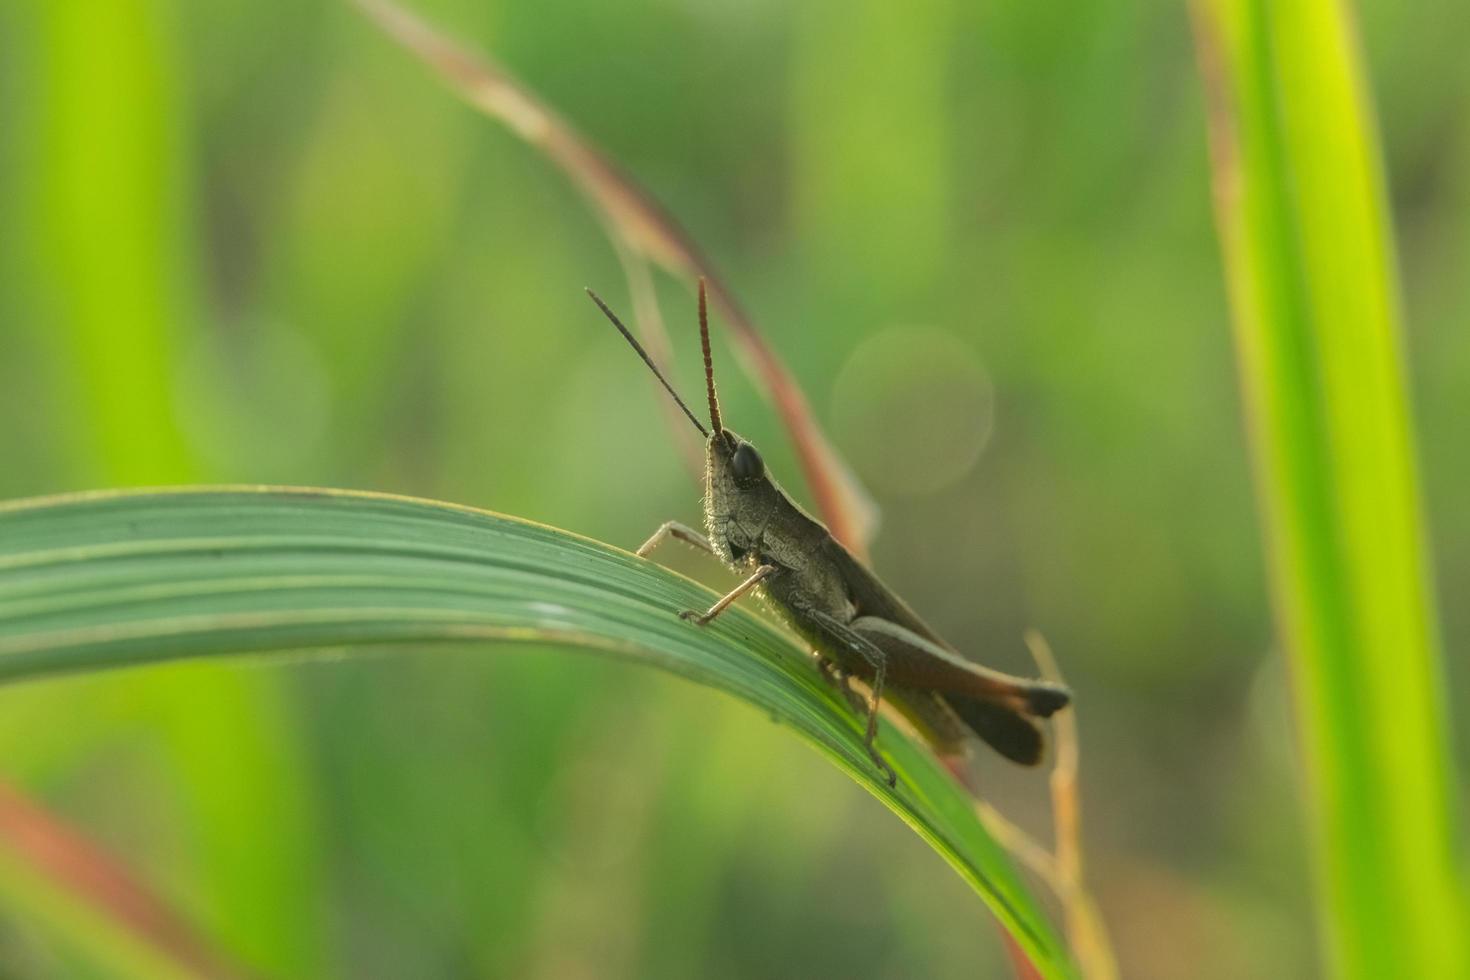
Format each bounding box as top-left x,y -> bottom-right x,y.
805,609 -> 898,788
861,656 -> 897,789
816,658 -> 870,715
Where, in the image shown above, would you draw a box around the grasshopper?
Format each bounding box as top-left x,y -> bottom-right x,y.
587,282 -> 1070,787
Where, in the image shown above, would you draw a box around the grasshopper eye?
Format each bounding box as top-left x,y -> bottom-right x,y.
732,442 -> 764,481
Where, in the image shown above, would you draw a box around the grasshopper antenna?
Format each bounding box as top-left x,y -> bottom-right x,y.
697,278 -> 724,436
587,288 -> 709,438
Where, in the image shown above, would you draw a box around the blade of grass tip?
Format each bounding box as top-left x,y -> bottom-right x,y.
0,781 -> 253,980
1191,2 -> 1465,977
973,804 -> 1063,980
348,0 -> 879,554
976,633 -> 1118,980
1002,933 -> 1047,980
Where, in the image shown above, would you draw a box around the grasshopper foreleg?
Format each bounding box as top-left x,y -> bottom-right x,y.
637,520 -> 715,559
679,563 -> 777,626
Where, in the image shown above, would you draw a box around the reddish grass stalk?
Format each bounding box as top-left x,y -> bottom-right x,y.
351,0 -> 878,554
0,781 -> 251,980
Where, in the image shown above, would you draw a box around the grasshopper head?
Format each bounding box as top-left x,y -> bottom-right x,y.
705,428 -> 772,503
704,428 -> 779,561
588,276 -> 777,540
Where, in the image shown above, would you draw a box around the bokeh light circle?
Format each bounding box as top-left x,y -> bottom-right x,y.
830,326 -> 995,497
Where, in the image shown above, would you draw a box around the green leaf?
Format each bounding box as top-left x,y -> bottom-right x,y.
1193,1 -> 1467,976
0,487 -> 1075,978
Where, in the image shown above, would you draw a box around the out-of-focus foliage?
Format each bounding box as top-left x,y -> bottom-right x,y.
0,1 -> 1465,977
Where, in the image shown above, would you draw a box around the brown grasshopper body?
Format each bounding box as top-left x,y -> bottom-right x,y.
588,283 -> 1070,786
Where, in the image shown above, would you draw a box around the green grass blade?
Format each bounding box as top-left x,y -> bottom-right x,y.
29,0 -> 193,485
1193,1 -> 1467,975
17,5 -> 322,972
0,487 -> 1076,978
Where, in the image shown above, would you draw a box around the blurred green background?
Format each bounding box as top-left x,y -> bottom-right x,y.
0,1 -> 1466,977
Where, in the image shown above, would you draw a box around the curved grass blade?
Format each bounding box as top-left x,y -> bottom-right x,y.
0,487 -> 1073,977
